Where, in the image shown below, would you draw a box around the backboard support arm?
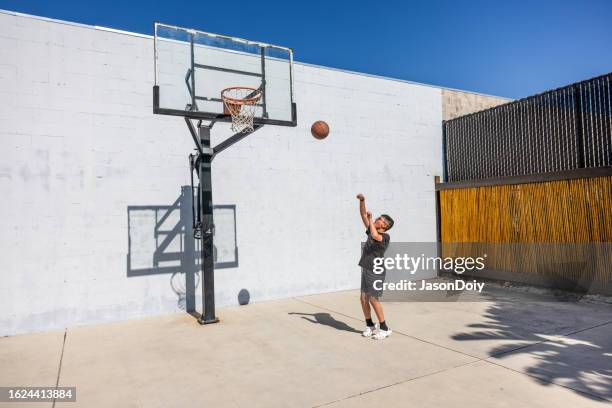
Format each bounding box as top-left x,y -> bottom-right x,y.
185,118 -> 203,155
212,125 -> 263,159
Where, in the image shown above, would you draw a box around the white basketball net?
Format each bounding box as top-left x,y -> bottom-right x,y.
221,87 -> 263,133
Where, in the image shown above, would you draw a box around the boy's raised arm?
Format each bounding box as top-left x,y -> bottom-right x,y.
356,193 -> 369,228
367,212 -> 383,241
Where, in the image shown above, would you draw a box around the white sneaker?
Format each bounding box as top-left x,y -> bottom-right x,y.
362,325 -> 376,337
373,329 -> 392,340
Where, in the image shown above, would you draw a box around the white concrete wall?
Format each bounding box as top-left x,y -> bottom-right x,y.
0,10 -> 443,336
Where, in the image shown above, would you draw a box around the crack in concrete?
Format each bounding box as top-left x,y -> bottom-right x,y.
52,329 -> 68,408
489,319 -> 612,358
312,361 -> 481,408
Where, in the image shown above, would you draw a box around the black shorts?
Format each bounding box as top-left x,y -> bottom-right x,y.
361,268 -> 385,298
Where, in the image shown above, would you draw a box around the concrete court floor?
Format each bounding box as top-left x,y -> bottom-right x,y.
1,284 -> 612,408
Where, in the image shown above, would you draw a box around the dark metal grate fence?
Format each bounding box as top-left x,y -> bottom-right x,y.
443,73 -> 612,182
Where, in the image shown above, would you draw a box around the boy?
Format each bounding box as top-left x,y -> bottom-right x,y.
356,193 -> 394,340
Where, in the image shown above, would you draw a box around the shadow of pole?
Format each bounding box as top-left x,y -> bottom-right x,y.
180,186 -> 197,313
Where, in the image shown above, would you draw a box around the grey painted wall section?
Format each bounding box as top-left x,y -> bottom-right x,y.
0,11 -> 446,336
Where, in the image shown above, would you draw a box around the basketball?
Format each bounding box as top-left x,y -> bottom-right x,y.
311,121 -> 329,139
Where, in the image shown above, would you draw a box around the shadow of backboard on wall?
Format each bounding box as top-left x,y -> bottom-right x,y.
127,186 -> 238,278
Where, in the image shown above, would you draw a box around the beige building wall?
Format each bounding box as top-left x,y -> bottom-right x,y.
442,89 -> 511,121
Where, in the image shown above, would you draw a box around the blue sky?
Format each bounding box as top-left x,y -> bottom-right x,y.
1,0 -> 611,98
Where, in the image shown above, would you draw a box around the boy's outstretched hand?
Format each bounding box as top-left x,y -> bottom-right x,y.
356,193 -> 365,201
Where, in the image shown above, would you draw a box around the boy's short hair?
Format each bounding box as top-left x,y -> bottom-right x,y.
381,214 -> 394,231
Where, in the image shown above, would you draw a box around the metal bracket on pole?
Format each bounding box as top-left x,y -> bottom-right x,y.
185,118 -> 216,156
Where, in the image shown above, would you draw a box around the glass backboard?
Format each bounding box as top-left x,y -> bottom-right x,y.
153,23 -> 296,127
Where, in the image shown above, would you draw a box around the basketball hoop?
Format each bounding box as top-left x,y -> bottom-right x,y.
221,86 -> 263,133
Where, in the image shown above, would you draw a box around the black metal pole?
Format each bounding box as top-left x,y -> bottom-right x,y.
197,125 -> 218,324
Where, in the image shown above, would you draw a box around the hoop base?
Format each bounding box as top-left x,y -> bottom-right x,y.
197,316 -> 220,325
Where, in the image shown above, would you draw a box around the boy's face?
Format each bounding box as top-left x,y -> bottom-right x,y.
374,216 -> 388,231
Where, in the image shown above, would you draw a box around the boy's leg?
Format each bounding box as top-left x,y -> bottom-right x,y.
360,270 -> 374,323
360,292 -> 376,337
369,296 -> 385,323
360,292 -> 372,320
